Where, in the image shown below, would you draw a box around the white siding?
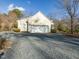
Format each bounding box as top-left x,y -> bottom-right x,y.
17,19 -> 27,31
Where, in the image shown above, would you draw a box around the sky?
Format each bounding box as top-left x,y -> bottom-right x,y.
0,0 -> 66,19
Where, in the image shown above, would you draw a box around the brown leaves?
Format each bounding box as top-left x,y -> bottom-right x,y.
0,12 -> 18,31
0,39 -> 13,50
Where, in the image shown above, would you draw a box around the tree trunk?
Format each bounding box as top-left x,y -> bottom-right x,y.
27,21 -> 29,32
71,16 -> 74,34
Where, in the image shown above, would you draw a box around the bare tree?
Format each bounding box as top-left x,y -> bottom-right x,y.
58,0 -> 79,34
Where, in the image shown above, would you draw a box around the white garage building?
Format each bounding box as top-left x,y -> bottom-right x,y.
17,11 -> 54,33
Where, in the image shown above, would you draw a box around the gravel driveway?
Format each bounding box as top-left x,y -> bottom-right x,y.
0,32 -> 79,59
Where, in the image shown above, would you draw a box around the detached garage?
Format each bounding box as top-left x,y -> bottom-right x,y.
17,11 -> 54,33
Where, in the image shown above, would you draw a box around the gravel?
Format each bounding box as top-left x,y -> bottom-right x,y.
0,32 -> 79,59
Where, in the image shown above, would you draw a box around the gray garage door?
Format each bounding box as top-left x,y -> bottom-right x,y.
29,25 -> 49,33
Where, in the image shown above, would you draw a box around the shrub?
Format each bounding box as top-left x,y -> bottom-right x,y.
0,39 -> 13,50
51,29 -> 56,33
62,28 -> 70,33
75,28 -> 79,33
12,28 -> 20,32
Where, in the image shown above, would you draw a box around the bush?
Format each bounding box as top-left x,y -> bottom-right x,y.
75,28 -> 79,33
62,28 -> 70,33
12,28 -> 20,32
51,29 -> 56,33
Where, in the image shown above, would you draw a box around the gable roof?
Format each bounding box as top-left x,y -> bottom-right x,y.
28,11 -> 52,25
31,11 -> 50,21
18,11 -> 54,25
